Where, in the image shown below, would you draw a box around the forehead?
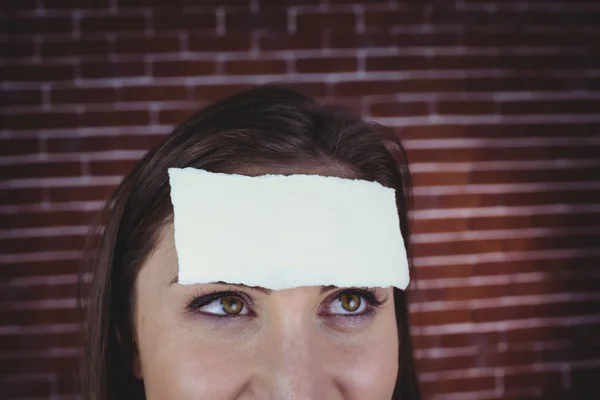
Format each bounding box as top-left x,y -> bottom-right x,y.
139,223 -> 178,286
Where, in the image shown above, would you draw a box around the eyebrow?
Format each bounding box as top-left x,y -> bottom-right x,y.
168,276 -> 338,295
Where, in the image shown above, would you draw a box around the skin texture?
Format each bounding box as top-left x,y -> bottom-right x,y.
133,223 -> 399,400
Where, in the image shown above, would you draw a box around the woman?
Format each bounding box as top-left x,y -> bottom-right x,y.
80,84 -> 421,399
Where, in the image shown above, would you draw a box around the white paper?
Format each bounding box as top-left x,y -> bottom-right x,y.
168,167 -> 410,290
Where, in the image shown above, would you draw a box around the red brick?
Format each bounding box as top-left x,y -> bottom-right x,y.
0,188 -> 44,205
153,11 -> 216,31
417,355 -> 476,373
365,55 -> 429,71
411,264 -> 473,282
0,138 -> 39,156
276,82 -> 328,98
414,332 -> 499,350
225,10 -> 288,32
410,308 -> 471,327
464,31 -> 600,48
56,375 -> 81,396
395,32 -> 462,47
88,159 -> 138,176
1,90 -> 40,107
422,376 -> 496,395
501,99 -> 600,115
571,367 -> 600,397
81,15 -> 146,33
0,161 -> 82,180
188,33 -> 252,52
369,101 -> 429,117
191,82 -> 327,101
412,217 -> 469,234
419,284 -> 506,303
82,110 -> 150,127
223,59 -> 287,75
115,36 -> 181,54
0,331 -> 82,352
505,324 -> 600,344
296,12 -> 356,33
42,0 -> 109,9
415,256 -> 600,286
47,134 -> 164,153
468,212 -> 600,232
472,300 -> 600,323
413,238 -> 505,258
328,31 -> 396,49
364,9 -> 427,28
332,79 -> 462,96
327,0 -> 387,3
295,57 -> 357,73
416,54 -> 595,70
0,64 -> 75,82
0,354 -> 79,375
0,259 -> 81,280
1,282 -> 80,302
476,256 -> 600,278
48,185 -> 116,202
415,231 -> 600,258
152,60 -> 216,77
1,112 -> 81,130
435,9 -> 600,26
0,209 -> 96,229
0,40 -> 36,58
469,166 -> 600,185
120,0 -> 250,5
479,348 -> 539,368
437,100 -> 496,115
398,122 -> 600,140
50,87 -> 118,104
505,370 -> 563,391
259,32 -> 322,51
2,235 -> 85,254
0,380 -> 52,398
81,61 -> 146,79
0,308 -> 79,326
4,0 -> 37,9
517,278 -> 600,298
41,38 -> 110,57
412,170 -> 469,186
6,16 -> 73,35
119,85 -> 187,102
192,84 -> 255,100
405,145 -> 600,163
157,107 -> 199,125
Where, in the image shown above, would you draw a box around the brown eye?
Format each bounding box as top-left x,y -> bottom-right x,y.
220,296 -> 244,315
339,293 -> 361,312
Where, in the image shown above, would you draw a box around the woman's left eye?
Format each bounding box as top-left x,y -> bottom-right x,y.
325,292 -> 368,315
198,296 -> 250,316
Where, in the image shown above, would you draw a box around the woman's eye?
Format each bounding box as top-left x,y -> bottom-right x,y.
326,292 -> 368,315
199,296 -> 249,316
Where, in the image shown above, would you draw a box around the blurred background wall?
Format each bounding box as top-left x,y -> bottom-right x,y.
1,0 -> 600,399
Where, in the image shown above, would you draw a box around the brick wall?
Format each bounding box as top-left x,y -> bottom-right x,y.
1,0 -> 600,399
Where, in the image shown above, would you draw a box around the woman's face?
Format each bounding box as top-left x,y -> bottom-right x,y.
133,224 -> 399,399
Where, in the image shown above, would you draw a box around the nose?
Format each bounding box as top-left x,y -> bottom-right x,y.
255,305 -> 330,399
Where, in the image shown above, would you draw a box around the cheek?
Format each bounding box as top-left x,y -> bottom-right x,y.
340,336 -> 398,395
136,313 -> 252,399
324,312 -> 399,399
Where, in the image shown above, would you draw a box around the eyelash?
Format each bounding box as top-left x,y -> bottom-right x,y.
185,288 -> 254,318
184,288 -> 388,322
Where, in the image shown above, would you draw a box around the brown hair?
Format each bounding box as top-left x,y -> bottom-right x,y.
79,84 -> 421,400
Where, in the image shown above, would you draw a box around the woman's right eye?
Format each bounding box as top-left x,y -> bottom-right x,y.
198,296 -> 250,316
